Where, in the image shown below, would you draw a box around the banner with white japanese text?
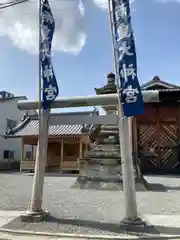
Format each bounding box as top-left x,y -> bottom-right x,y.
41,0 -> 59,110
111,0 -> 144,117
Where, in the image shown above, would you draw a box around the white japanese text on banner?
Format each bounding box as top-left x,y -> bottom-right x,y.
111,0 -> 144,117
41,0 -> 59,110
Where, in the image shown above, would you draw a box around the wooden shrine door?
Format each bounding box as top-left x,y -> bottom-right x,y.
136,103 -> 180,174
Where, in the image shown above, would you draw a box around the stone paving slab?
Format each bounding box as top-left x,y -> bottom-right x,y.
0,211 -> 24,228
0,230 -> 134,240
1,214 -> 180,238
0,233 -> 180,240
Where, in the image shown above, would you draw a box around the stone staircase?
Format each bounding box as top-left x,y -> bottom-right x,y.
73,125 -> 148,191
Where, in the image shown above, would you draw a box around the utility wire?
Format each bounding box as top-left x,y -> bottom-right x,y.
0,0 -> 103,15
0,0 -> 83,11
0,0 -> 29,9
0,0 -> 104,10
0,0 -> 85,14
0,0 -> 79,8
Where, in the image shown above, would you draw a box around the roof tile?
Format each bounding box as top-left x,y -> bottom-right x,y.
12,120 -> 85,137
6,111 -> 99,137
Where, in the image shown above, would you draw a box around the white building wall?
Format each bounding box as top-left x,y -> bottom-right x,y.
0,97 -> 35,163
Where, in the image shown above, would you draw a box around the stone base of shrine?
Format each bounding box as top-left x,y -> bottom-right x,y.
72,175 -> 149,191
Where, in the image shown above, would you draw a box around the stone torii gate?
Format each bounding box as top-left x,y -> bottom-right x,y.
18,91 -> 159,224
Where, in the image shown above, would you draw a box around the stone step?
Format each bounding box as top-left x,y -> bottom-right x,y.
90,144 -> 120,150
99,130 -> 119,136
80,157 -> 121,165
73,176 -> 147,191
101,124 -> 118,128
101,124 -> 118,127
86,152 -> 121,158
73,178 -> 124,190
80,163 -> 121,174
85,175 -> 122,183
88,148 -> 120,153
100,128 -> 119,135
79,167 -> 122,181
89,145 -> 120,152
98,138 -> 119,144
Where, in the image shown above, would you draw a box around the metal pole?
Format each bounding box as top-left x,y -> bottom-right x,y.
108,0 -> 141,223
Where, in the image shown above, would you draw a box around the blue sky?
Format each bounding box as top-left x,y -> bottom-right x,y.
0,0 -> 180,112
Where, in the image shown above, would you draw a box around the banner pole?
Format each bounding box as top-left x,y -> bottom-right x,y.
108,0 -> 144,225
21,0 -> 49,221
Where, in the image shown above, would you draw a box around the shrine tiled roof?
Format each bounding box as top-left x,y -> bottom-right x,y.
4,111 -> 99,138
141,76 -> 180,90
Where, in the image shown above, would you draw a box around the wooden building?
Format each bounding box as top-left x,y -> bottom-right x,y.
5,75 -> 180,175
136,76 -> 180,174
5,111 -> 99,172
95,73 -> 180,175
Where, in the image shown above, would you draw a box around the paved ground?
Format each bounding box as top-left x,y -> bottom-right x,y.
0,173 -> 180,237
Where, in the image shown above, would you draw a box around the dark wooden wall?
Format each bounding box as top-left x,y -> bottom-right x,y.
136,103 -> 180,174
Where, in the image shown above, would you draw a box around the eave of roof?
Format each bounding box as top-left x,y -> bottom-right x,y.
141,76 -> 180,90
7,123 -> 88,138
0,96 -> 27,102
5,110 -> 99,138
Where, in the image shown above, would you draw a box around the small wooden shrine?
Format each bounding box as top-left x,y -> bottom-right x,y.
5,111 -> 99,172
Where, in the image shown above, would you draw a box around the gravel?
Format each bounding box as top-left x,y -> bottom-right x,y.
0,173 -> 180,236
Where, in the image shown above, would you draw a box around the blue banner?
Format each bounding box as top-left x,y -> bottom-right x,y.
111,0 -> 144,117
41,0 -> 59,110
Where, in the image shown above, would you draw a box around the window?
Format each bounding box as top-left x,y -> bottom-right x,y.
25,151 -> 32,159
3,150 -> 14,159
3,151 -> 9,159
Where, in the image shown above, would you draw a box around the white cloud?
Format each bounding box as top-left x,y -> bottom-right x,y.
1,0 -> 179,56
93,0 -> 108,9
92,0 -> 135,10
92,0 -> 180,9
0,0 -> 86,54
